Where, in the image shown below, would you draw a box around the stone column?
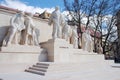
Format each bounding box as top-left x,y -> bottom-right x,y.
115,10 -> 120,63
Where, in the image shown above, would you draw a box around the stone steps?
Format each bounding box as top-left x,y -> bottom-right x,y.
36,62 -> 50,66
25,62 -> 49,76
25,62 -> 109,76
25,69 -> 45,75
29,67 -> 47,72
33,65 -> 48,69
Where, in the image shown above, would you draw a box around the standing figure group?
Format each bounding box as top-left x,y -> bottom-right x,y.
2,6 -> 103,54
48,6 -> 78,49
2,11 -> 39,46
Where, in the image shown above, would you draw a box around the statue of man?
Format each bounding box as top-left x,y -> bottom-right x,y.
96,40 -> 103,54
62,22 -> 72,42
71,26 -> 78,48
23,13 -> 39,46
82,30 -> 93,52
2,11 -> 25,46
48,6 -> 62,39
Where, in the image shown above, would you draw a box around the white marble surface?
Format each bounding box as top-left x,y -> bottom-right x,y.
0,62 -> 120,80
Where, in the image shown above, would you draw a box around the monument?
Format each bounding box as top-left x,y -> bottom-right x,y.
48,6 -> 62,39
61,20 -> 72,42
0,6 -> 105,74
71,26 -> 78,49
82,30 -> 94,52
2,11 -> 25,46
1,11 -> 41,52
24,13 -> 39,46
40,6 -> 103,63
0,8 -> 48,72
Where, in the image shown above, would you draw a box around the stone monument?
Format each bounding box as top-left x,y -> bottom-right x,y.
1,12 -> 41,52
48,6 -> 62,39
62,21 -> 72,42
82,30 -> 93,52
95,40 -> 103,54
23,13 -> 39,46
0,6 -> 106,73
71,26 -> 78,49
2,11 -> 25,46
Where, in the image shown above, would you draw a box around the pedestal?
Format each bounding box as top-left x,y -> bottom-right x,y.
41,38 -> 105,63
0,45 -> 48,73
41,38 -> 73,62
0,45 -> 41,53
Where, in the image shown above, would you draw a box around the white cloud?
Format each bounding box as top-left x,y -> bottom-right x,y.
0,0 -> 54,14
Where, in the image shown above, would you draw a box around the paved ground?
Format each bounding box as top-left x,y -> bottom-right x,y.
0,63 -> 120,80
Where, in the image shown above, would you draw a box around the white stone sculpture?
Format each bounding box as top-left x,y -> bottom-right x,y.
96,41 -> 103,54
98,44 -> 103,54
62,21 -> 72,42
23,13 -> 39,46
82,30 -> 93,52
2,11 -> 25,46
48,6 -> 62,39
71,26 -> 78,48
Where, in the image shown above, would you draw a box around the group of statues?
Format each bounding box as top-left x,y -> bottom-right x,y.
48,6 -> 103,53
2,6 -> 103,53
2,11 -> 39,46
48,6 -> 93,50
48,6 -> 78,48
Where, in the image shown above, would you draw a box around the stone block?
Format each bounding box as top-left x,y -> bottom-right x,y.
0,45 -> 41,53
41,38 -> 105,63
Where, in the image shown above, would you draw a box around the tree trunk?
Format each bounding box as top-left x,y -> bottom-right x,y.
115,11 -> 120,63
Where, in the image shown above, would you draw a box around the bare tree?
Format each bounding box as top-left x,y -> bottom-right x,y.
93,0 -> 120,55
63,0 -> 120,56
115,10 -> 120,63
63,0 -> 98,48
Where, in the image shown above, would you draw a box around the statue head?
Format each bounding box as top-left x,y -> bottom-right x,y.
17,11 -> 25,17
55,6 -> 59,11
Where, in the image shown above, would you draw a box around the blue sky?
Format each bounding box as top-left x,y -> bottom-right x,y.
20,0 -> 65,9
0,0 -> 66,13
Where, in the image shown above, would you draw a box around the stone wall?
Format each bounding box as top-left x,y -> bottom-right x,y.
0,8 -> 52,46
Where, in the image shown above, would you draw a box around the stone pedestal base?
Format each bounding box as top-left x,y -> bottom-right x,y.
0,45 -> 48,73
0,45 -> 41,53
41,38 -> 73,62
41,38 -> 105,63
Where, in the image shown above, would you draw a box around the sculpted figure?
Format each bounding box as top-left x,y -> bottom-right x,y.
96,41 -> 103,54
48,6 -> 62,39
82,30 -> 93,52
2,11 -> 25,46
71,26 -> 78,48
62,22 -> 72,42
23,13 -> 39,46
98,44 -> 103,54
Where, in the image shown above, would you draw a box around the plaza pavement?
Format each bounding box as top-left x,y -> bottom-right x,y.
0,61 -> 120,80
